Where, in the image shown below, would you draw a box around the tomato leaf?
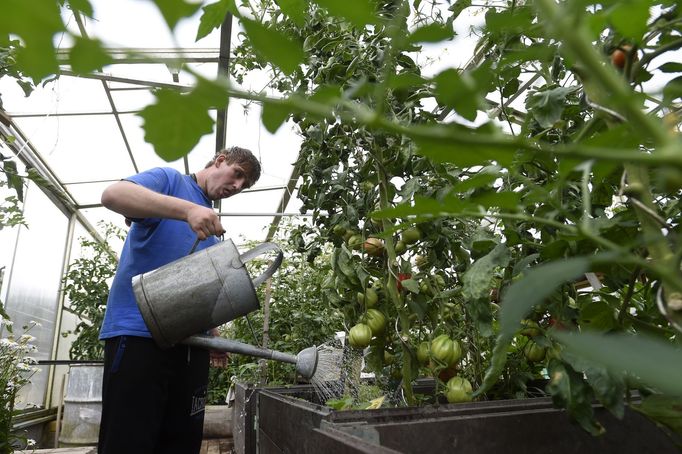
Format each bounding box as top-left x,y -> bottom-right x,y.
462,243 -> 511,301
66,0 -> 94,17
433,68 -> 481,121
196,0 -> 238,41
2,0 -> 64,81
261,101 -> 291,134
400,278 -> 420,294
138,89 -> 214,162
240,18 -> 305,75
608,0 -> 651,42
635,394 -> 682,436
151,0 -> 202,30
525,86 -> 577,128
407,22 -> 455,45
552,330 -> 682,397
546,359 -> 604,436
278,0 -> 307,27
500,257 -> 589,337
310,0 -> 378,27
663,75 -> 682,105
68,37 -> 112,74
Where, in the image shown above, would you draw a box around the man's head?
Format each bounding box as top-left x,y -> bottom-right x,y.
205,147 -> 261,188
199,146 -> 261,200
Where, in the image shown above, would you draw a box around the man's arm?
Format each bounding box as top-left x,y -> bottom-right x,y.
101,180 -> 225,239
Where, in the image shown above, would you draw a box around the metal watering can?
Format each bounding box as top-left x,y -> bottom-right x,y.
132,238 -> 319,379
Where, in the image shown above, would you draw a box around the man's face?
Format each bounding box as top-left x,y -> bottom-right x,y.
206,158 -> 248,200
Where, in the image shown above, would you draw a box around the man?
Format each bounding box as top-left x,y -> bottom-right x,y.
97,146 -> 261,454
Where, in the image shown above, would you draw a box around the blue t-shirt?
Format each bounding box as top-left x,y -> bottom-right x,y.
99,167 -> 218,340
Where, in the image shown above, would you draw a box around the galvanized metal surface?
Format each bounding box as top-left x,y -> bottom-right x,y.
133,239 -> 282,349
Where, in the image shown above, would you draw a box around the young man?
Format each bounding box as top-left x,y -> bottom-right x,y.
97,147 -> 261,454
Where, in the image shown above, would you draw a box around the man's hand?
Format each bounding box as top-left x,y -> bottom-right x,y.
186,205 -> 226,240
208,328 -> 229,368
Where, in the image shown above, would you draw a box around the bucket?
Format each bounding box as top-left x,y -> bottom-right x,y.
132,239 -> 283,349
58,364 -> 103,447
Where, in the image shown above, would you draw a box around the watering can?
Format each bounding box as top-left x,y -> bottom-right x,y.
131,238 -> 322,379
132,239 -> 283,350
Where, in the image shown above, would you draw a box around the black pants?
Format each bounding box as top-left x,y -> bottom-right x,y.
97,336 -> 209,454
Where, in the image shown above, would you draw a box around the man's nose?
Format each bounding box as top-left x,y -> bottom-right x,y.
234,178 -> 246,191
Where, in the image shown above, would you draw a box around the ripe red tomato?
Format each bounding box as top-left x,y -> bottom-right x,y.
397,273 -> 412,291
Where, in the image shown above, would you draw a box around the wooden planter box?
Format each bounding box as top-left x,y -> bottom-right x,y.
233,382 -> 680,454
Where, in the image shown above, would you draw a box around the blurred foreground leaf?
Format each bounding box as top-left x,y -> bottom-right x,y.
553,330 -> 682,397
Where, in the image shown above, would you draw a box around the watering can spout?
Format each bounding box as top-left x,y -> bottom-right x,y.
181,334 -> 319,380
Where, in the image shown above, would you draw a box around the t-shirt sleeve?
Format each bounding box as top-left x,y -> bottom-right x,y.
122,168 -> 173,225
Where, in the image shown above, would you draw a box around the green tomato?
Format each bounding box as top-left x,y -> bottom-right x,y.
394,240 -> 407,255
416,341 -> 430,364
364,288 -> 379,308
332,224 -> 346,236
361,181 -> 375,192
348,323 -> 372,349
519,319 -> 541,337
431,334 -> 454,363
364,309 -> 387,335
445,376 -> 473,403
347,234 -> 363,250
444,339 -> 462,366
523,340 -> 546,362
401,227 -> 422,245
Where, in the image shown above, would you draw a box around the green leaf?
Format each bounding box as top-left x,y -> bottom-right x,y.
608,0 -> 652,42
278,0 -> 307,27
400,278 -> 420,294
138,89 -> 214,161
191,77 -> 228,109
311,0 -> 378,27
462,243 -> 510,301
1,0 -> 64,81
152,0 -> 202,30
196,0 -> 237,41
500,257 -> 589,337
546,359 -> 604,436
635,394 -> 682,436
68,37 -> 112,74
525,86 -> 577,128
433,68 -> 480,121
261,101 -> 292,133
578,300 -> 617,331
450,167 -> 500,193
407,22 -> 455,44
485,6 -> 535,34
663,76 -> 682,105
3,161 -> 23,202
66,0 -> 94,17
553,330 -> 682,396
241,18 -> 304,75
658,62 -> 682,73
388,72 -> 427,90
470,191 -> 519,210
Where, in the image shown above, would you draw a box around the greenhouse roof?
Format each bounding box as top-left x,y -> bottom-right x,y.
0,0 -> 307,251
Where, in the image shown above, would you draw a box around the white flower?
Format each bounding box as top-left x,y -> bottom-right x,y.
28,320 -> 42,328
19,334 -> 36,343
26,439 -> 36,447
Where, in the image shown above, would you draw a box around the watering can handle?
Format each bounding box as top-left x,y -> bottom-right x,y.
239,242 -> 284,287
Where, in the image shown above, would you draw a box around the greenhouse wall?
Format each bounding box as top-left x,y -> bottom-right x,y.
2,183 -> 69,408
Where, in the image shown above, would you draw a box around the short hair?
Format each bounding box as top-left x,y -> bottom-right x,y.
205,146 -> 261,188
